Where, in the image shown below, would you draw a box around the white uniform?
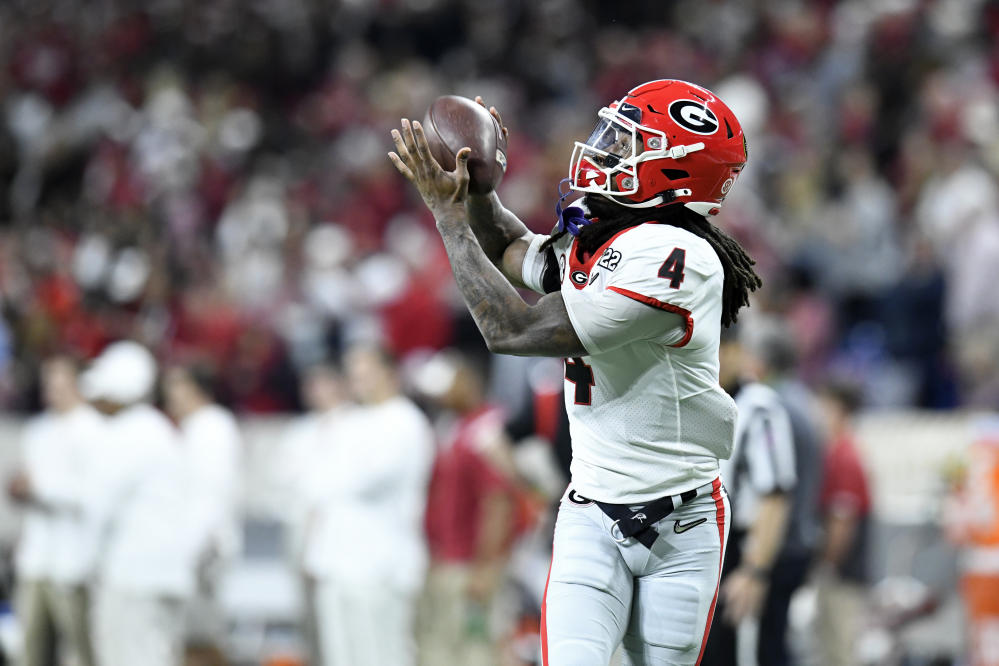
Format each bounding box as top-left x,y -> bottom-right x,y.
182,404 -> 242,560
302,397 -> 435,666
522,222 -> 735,665
277,407 -> 347,666
179,404 -> 243,645
17,405 -> 104,586
90,404 -> 198,666
277,410 -> 336,559
16,405 -> 104,666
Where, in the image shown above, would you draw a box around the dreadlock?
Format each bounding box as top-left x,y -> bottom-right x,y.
541,195 -> 762,327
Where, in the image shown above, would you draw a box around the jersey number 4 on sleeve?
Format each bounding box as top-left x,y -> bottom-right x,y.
658,247 -> 686,288
565,357 -> 594,406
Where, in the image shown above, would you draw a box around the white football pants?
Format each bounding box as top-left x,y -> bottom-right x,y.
92,587 -> 184,666
542,478 -> 730,666
315,579 -> 416,666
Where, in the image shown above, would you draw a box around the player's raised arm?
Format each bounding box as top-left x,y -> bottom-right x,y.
463,97 -> 535,288
389,118 -> 585,357
465,190 -> 534,289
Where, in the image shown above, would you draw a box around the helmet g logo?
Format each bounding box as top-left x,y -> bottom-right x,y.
668,100 -> 719,135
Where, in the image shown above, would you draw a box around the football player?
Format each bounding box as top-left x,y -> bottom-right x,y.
390,79 -> 761,665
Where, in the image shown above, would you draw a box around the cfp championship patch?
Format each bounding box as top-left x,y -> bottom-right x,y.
597,247 -> 622,271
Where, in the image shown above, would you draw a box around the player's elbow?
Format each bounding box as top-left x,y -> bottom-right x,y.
483,330 -> 518,355
482,318 -> 531,356
479,302 -> 580,357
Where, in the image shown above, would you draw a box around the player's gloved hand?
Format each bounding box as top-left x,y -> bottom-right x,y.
389,118 -> 470,219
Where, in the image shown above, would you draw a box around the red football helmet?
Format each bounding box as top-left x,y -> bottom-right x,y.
569,79 -> 747,215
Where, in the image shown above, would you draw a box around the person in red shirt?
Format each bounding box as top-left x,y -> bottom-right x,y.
814,380 -> 872,666
419,351 -> 522,666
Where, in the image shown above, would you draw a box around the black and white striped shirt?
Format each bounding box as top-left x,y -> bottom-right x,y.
719,382 -> 797,530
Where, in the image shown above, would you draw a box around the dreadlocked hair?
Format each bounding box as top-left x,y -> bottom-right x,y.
541,195 -> 762,327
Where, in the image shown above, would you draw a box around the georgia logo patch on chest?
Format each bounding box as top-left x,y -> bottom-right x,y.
562,245 -> 623,289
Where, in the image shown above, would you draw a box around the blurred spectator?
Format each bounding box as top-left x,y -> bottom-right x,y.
275,363 -> 349,666
0,0 -> 996,413
300,345 -> 434,666
81,341 -> 197,666
162,363 -> 242,664
704,328 -> 797,666
752,320 -> 824,666
914,152 -> 999,407
943,418 -> 999,666
8,355 -> 101,666
415,350 -> 522,666
814,380 -> 873,666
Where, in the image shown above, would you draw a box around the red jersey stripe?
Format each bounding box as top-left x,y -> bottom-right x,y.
695,477 -> 727,665
540,542 -> 554,665
606,286 -> 694,347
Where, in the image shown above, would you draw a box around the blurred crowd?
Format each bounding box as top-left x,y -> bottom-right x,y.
0,0 -> 998,411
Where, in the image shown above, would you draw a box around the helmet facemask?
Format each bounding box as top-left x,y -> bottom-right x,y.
569,100 -> 707,209
570,103 -> 656,199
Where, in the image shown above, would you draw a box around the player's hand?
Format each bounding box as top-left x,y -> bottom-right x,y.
720,568 -> 767,623
474,96 -> 509,141
389,118 -> 471,218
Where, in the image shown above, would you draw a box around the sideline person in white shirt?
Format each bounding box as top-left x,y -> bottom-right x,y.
162,363 -> 242,661
302,345 -> 435,666
81,341 -> 199,666
8,355 -> 103,666
274,363 -> 349,666
277,363 -> 348,559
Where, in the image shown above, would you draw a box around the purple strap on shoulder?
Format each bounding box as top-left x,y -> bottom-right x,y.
554,178 -> 591,236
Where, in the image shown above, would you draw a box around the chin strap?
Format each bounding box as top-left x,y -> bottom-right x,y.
555,178 -> 592,236
598,188 -> 694,209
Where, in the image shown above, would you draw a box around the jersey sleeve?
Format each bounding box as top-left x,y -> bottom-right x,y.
521,234 -> 560,295
562,287 -> 688,355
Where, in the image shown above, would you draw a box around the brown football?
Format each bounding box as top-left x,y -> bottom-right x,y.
422,95 -> 508,194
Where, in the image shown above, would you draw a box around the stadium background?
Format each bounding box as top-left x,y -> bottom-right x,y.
1,0 -> 998,664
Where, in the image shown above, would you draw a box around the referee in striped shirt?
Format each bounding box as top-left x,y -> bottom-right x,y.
701,323 -> 798,666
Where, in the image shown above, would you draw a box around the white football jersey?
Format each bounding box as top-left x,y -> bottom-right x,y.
523,222 -> 737,503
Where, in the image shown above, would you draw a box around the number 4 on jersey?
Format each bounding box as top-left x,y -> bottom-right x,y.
658,247 -> 686,288
565,357 -> 594,406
